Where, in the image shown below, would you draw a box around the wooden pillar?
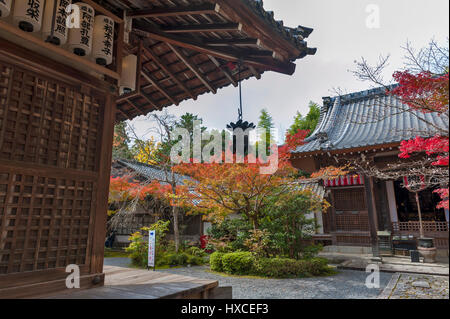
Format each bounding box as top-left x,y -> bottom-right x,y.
90,95 -> 116,275
364,176 -> 379,257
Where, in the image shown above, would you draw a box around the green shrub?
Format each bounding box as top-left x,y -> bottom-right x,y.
210,252 -> 225,272
221,252 -> 255,275
186,246 -> 207,257
187,255 -> 204,266
253,258 -> 304,278
252,257 -> 330,278
304,257 -> 329,276
126,220 -> 171,268
126,231 -> 148,268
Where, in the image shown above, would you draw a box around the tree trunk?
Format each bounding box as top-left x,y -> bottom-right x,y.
172,206 -> 180,253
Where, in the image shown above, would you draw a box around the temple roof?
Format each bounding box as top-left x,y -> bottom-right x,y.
292,85 -> 449,154
113,159 -> 192,185
105,0 -> 316,121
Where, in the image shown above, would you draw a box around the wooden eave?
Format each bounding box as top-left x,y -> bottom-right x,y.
290,142 -> 402,159
99,0 -> 315,122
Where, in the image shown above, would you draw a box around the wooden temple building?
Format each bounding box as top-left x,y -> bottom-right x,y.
0,0 -> 316,298
291,87 -> 449,255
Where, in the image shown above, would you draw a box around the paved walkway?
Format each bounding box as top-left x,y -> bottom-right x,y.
104,258 -> 391,299
379,273 -> 449,299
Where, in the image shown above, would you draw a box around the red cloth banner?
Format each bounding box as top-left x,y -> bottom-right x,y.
324,175 -> 365,187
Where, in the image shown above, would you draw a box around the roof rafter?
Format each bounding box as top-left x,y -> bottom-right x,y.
161,23 -> 242,34
132,25 -> 296,75
207,55 -> 237,87
205,38 -> 261,47
167,43 -> 217,94
141,69 -> 178,106
142,42 -> 196,100
128,3 -> 221,18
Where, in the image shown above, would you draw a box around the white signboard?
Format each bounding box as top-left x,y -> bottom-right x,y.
148,230 -> 156,269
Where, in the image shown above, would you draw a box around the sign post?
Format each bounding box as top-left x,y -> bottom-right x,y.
148,230 -> 156,271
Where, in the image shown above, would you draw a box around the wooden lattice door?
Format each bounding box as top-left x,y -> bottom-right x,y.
0,52 -> 114,297
332,188 -> 370,232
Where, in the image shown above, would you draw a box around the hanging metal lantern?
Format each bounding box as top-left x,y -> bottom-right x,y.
120,54 -> 137,95
92,15 -> 114,66
13,0 -> 44,32
226,61 -> 256,155
67,2 -> 94,56
42,0 -> 71,45
0,0 -> 12,18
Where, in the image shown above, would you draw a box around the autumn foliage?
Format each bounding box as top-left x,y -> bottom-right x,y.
391,70 -> 449,209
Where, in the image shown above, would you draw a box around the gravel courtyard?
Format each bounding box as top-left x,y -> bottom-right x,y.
104,258 -> 392,299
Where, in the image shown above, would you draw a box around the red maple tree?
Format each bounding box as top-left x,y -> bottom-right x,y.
391,71 -> 449,209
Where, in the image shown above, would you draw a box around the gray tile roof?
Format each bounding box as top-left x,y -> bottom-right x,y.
292,86 -> 449,154
296,182 -> 326,200
244,0 -> 316,57
117,160 -> 192,186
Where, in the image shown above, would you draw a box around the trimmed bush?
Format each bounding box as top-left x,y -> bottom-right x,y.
304,257 -> 329,276
210,251 -> 225,272
253,257 -> 331,278
221,252 -> 255,275
253,258 -> 304,278
211,252 -> 331,278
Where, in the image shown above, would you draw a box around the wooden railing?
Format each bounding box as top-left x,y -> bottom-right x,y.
392,221 -> 449,233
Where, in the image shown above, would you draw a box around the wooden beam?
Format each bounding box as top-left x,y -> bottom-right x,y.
129,3 -> 221,18
364,176 -> 380,258
143,43 -> 196,100
167,43 -> 217,94
208,55 -> 237,87
132,25 -> 296,75
248,65 -> 261,79
161,23 -> 242,34
205,38 -> 261,47
116,106 -> 131,120
140,92 -> 160,111
141,69 -> 178,105
83,0 -> 123,23
127,98 -> 145,116
135,40 -> 143,93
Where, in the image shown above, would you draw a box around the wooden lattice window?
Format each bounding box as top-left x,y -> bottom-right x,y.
0,61 -> 101,171
333,188 -> 367,211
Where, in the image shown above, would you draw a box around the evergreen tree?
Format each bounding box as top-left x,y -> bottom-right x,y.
288,102 -> 321,137
112,122 -> 133,160
257,108 -> 275,154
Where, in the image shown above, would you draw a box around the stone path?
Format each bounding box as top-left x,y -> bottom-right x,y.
379,273 -> 449,299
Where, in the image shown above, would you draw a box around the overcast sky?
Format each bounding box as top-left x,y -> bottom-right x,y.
129,0 -> 449,143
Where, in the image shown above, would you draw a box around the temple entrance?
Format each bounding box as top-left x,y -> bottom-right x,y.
394,181 -> 446,222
